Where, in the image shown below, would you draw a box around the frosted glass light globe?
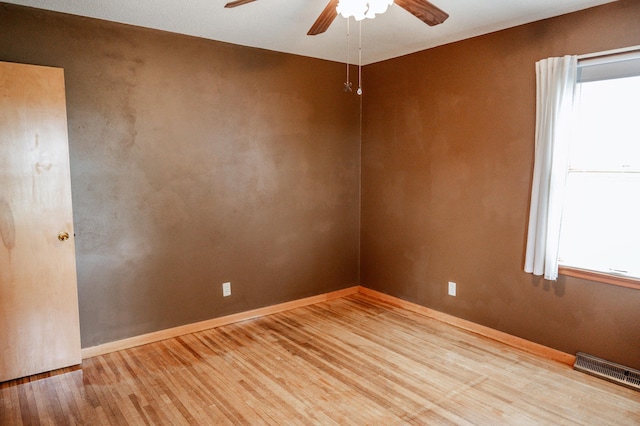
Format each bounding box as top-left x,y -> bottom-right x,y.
336,0 -> 394,21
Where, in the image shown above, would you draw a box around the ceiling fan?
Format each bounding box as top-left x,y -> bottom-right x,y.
224,0 -> 449,35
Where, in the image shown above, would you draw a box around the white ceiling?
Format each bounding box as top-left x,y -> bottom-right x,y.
4,0 -> 618,65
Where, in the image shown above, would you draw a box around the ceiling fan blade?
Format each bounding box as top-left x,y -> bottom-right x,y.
224,0 -> 258,8
394,0 -> 449,26
307,0 -> 339,36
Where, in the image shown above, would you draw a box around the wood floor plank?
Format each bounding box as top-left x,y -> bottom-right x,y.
194,329 -> 331,424
2,293 -> 639,425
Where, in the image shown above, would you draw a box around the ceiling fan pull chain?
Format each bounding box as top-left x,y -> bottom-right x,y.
357,20 -> 363,96
344,17 -> 352,92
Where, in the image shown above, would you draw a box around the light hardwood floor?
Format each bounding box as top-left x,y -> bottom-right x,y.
2,293 -> 639,425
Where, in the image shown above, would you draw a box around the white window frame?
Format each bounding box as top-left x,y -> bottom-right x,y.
557,46 -> 640,289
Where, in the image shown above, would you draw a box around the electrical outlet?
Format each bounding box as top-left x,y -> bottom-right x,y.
222,282 -> 231,297
448,281 -> 456,296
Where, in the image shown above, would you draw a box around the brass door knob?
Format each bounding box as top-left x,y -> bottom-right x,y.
58,232 -> 70,242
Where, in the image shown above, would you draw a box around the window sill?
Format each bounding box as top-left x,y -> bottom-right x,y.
558,266 -> 640,290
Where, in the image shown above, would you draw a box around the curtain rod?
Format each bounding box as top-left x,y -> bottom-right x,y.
577,44 -> 640,60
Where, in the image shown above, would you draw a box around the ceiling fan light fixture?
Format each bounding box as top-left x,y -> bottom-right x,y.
336,0 -> 394,21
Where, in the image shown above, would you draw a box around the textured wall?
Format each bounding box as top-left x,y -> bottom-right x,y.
2,0 -> 639,369
361,0 -> 640,369
0,4 -> 360,347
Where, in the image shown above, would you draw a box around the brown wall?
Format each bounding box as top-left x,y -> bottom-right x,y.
362,0 -> 640,369
0,4 -> 360,348
2,0 -> 639,369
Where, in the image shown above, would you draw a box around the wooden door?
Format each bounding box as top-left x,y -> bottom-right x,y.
0,61 -> 81,382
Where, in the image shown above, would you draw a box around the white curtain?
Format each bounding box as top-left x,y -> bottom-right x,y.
524,56 -> 577,280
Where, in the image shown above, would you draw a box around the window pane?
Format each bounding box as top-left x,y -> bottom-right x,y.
559,73 -> 640,279
571,76 -> 640,172
559,172 -> 640,278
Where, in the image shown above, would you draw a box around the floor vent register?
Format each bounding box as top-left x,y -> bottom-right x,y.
574,352 -> 640,391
